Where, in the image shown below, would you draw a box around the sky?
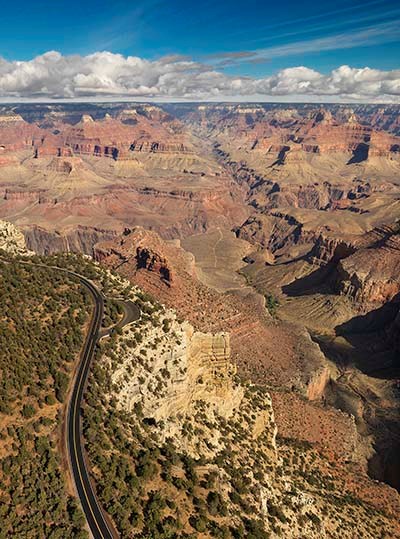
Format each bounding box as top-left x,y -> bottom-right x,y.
0,0 -> 399,102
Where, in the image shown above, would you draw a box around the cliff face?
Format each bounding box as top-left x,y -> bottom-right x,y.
334,225 -> 400,304
309,234 -> 357,266
306,224 -> 400,308
113,309 -> 241,422
22,225 -> 118,255
336,259 -> 400,304
34,114 -> 193,159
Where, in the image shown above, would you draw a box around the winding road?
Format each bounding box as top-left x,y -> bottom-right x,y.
65,273 -> 116,539
6,258 -> 139,537
65,272 -> 140,538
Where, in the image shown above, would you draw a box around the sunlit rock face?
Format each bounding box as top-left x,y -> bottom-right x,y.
0,220 -> 29,255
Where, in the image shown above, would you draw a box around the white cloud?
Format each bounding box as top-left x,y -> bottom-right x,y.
0,51 -> 399,102
206,18 -> 400,69
246,19 -> 400,59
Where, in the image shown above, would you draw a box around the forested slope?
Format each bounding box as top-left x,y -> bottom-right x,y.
0,254 -> 91,538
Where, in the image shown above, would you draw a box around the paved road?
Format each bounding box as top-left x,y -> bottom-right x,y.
65,274 -> 140,538
116,299 -> 141,328
5,258 -> 135,538
65,274 -> 116,539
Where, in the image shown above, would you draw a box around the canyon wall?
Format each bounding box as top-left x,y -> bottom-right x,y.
23,225 -> 118,255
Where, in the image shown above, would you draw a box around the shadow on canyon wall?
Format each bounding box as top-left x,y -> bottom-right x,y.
281,263 -> 336,297
317,295 -> 400,492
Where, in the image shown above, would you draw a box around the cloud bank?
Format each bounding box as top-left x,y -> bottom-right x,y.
0,51 -> 399,102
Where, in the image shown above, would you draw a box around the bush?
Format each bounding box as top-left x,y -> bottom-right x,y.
189,514 -> 208,532
207,491 -> 227,517
21,404 -> 36,419
45,394 -> 56,406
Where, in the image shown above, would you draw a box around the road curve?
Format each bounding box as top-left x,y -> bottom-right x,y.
7,259 -> 119,537
65,272 -> 115,539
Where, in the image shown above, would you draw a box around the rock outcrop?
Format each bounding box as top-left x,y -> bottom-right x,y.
0,220 -> 29,254
94,226 -> 196,284
113,310 -> 239,421
309,234 -> 358,266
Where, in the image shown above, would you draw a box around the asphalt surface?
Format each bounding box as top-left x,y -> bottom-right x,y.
65,274 -> 116,539
66,275 -> 141,538
5,258 -> 136,538
116,299 -> 141,328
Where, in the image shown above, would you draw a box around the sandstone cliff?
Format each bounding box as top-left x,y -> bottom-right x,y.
112,312 -> 242,424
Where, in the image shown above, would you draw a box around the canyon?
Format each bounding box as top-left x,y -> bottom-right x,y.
0,105 -> 248,253
0,101 -> 399,535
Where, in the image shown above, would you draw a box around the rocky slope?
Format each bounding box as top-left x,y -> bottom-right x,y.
82,265 -> 400,538
94,227 -> 335,397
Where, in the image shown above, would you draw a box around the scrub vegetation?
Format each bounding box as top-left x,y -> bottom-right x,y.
0,253 -> 91,538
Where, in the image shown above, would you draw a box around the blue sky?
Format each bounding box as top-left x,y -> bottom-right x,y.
2,0 -> 399,71
0,0 -> 399,101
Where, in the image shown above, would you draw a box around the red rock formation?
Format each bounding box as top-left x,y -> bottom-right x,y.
94,227 -> 332,395
57,114 -> 193,160
0,110 -> 194,160
293,111 -> 372,156
94,227 -> 195,286
0,114 -> 42,152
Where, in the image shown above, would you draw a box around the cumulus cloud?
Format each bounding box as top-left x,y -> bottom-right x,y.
0,51 -> 399,102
